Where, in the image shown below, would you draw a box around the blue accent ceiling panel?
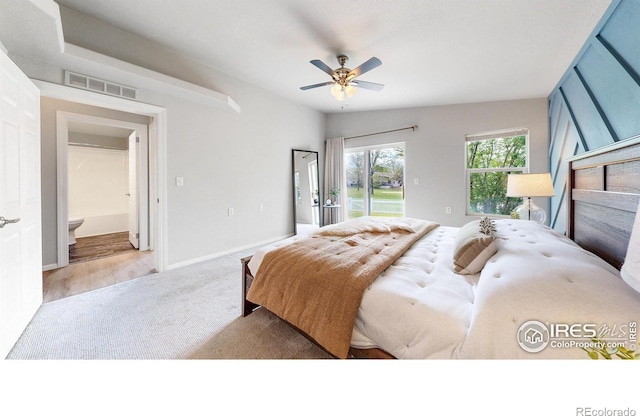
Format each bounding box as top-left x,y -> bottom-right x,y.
548,103 -> 580,231
549,89 -> 585,178
549,100 -> 570,180
599,0 -> 640,75
548,92 -> 563,157
548,0 -> 640,235
561,71 -> 614,149
577,43 -> 640,142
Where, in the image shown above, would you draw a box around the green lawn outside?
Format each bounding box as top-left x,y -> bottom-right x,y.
348,212 -> 402,218
346,186 -> 403,200
346,186 -> 404,218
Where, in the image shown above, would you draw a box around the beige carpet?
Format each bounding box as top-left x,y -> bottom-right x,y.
6,248 -> 330,359
190,307 -> 330,359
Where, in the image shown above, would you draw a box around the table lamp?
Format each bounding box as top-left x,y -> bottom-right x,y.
506,173 -> 555,224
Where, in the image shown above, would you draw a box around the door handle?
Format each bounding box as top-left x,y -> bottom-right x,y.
0,216 -> 20,228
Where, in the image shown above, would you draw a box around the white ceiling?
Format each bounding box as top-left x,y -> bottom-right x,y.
11,0 -> 615,113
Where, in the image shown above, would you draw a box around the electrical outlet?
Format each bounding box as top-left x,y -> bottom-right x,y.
228,208 -> 234,216
413,177 -> 419,185
175,176 -> 184,187
445,206 -> 452,214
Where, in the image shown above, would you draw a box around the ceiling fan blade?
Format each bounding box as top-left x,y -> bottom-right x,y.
351,80 -> 384,91
310,60 -> 336,76
300,81 -> 334,90
348,57 -> 382,78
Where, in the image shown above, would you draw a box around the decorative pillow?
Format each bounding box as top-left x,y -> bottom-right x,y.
453,218 -> 499,275
621,204 -> 640,294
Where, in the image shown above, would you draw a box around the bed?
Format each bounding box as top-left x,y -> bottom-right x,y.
241,139 -> 640,359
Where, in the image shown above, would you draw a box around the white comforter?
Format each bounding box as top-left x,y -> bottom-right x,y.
248,219 -> 640,359
460,220 -> 640,359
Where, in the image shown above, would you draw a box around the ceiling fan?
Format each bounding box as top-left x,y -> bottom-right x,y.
300,55 -> 384,101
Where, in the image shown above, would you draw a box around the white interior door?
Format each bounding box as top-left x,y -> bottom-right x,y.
128,131 -> 139,249
0,50 -> 42,358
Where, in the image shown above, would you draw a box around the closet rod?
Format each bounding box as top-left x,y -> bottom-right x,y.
345,124 -> 418,140
68,142 -> 127,151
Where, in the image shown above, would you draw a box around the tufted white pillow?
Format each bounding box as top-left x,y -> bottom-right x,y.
453,219 -> 498,275
621,205 -> 640,294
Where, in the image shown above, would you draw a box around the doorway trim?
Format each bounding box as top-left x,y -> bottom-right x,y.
35,80 -> 168,272
57,112 -> 149,267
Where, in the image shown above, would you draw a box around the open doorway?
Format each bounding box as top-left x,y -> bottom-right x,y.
43,112 -> 155,302
37,81 -> 167,274
35,81 -> 167,302
57,112 -> 149,268
66,120 -> 139,264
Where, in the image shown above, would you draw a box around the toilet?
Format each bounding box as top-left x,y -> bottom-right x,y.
68,218 -> 84,245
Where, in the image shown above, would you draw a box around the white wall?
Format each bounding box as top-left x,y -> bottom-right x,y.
33,81 -> 324,268
68,145 -> 128,237
325,98 -> 549,227
145,86 -> 324,266
14,32 -> 324,268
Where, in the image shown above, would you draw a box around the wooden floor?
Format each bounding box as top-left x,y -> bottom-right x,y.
44,233 -> 157,303
69,231 -> 135,264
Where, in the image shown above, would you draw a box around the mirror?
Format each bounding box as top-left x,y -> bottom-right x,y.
292,149 -> 320,235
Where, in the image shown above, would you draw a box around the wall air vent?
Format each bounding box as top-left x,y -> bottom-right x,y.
64,71 -> 138,100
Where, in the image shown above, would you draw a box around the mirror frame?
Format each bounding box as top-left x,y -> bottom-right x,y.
292,149 -> 321,235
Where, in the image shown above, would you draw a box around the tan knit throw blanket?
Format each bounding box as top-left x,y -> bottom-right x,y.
246,217 -> 439,358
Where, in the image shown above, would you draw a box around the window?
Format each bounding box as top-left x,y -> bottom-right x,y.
465,129 -> 528,216
345,143 -> 405,218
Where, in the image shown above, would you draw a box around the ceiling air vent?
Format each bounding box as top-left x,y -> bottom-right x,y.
64,71 -> 138,100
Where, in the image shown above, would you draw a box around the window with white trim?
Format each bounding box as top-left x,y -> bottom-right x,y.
465,128 -> 529,216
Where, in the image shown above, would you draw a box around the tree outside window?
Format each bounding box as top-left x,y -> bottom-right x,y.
466,130 -> 528,216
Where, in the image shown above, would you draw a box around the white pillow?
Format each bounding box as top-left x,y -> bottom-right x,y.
621,206 -> 640,294
453,219 -> 498,275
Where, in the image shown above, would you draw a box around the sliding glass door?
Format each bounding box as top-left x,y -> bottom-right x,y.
345,144 -> 405,218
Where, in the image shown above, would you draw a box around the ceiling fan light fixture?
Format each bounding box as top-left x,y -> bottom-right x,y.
345,84 -> 357,98
330,82 -> 357,101
331,83 -> 346,101
302,55 -> 382,103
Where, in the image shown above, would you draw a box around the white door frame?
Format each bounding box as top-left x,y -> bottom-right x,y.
35,80 -> 167,272
127,131 -> 140,249
57,112 -> 149,266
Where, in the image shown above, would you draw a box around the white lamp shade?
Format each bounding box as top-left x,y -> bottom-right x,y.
330,84 -> 345,101
345,85 -> 356,97
506,173 -> 555,197
330,83 -> 357,101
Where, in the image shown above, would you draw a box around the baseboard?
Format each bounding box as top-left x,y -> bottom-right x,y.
42,263 -> 59,272
166,233 -> 294,271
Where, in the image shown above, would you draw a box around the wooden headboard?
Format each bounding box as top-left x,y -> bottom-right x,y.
568,139 -> 640,269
